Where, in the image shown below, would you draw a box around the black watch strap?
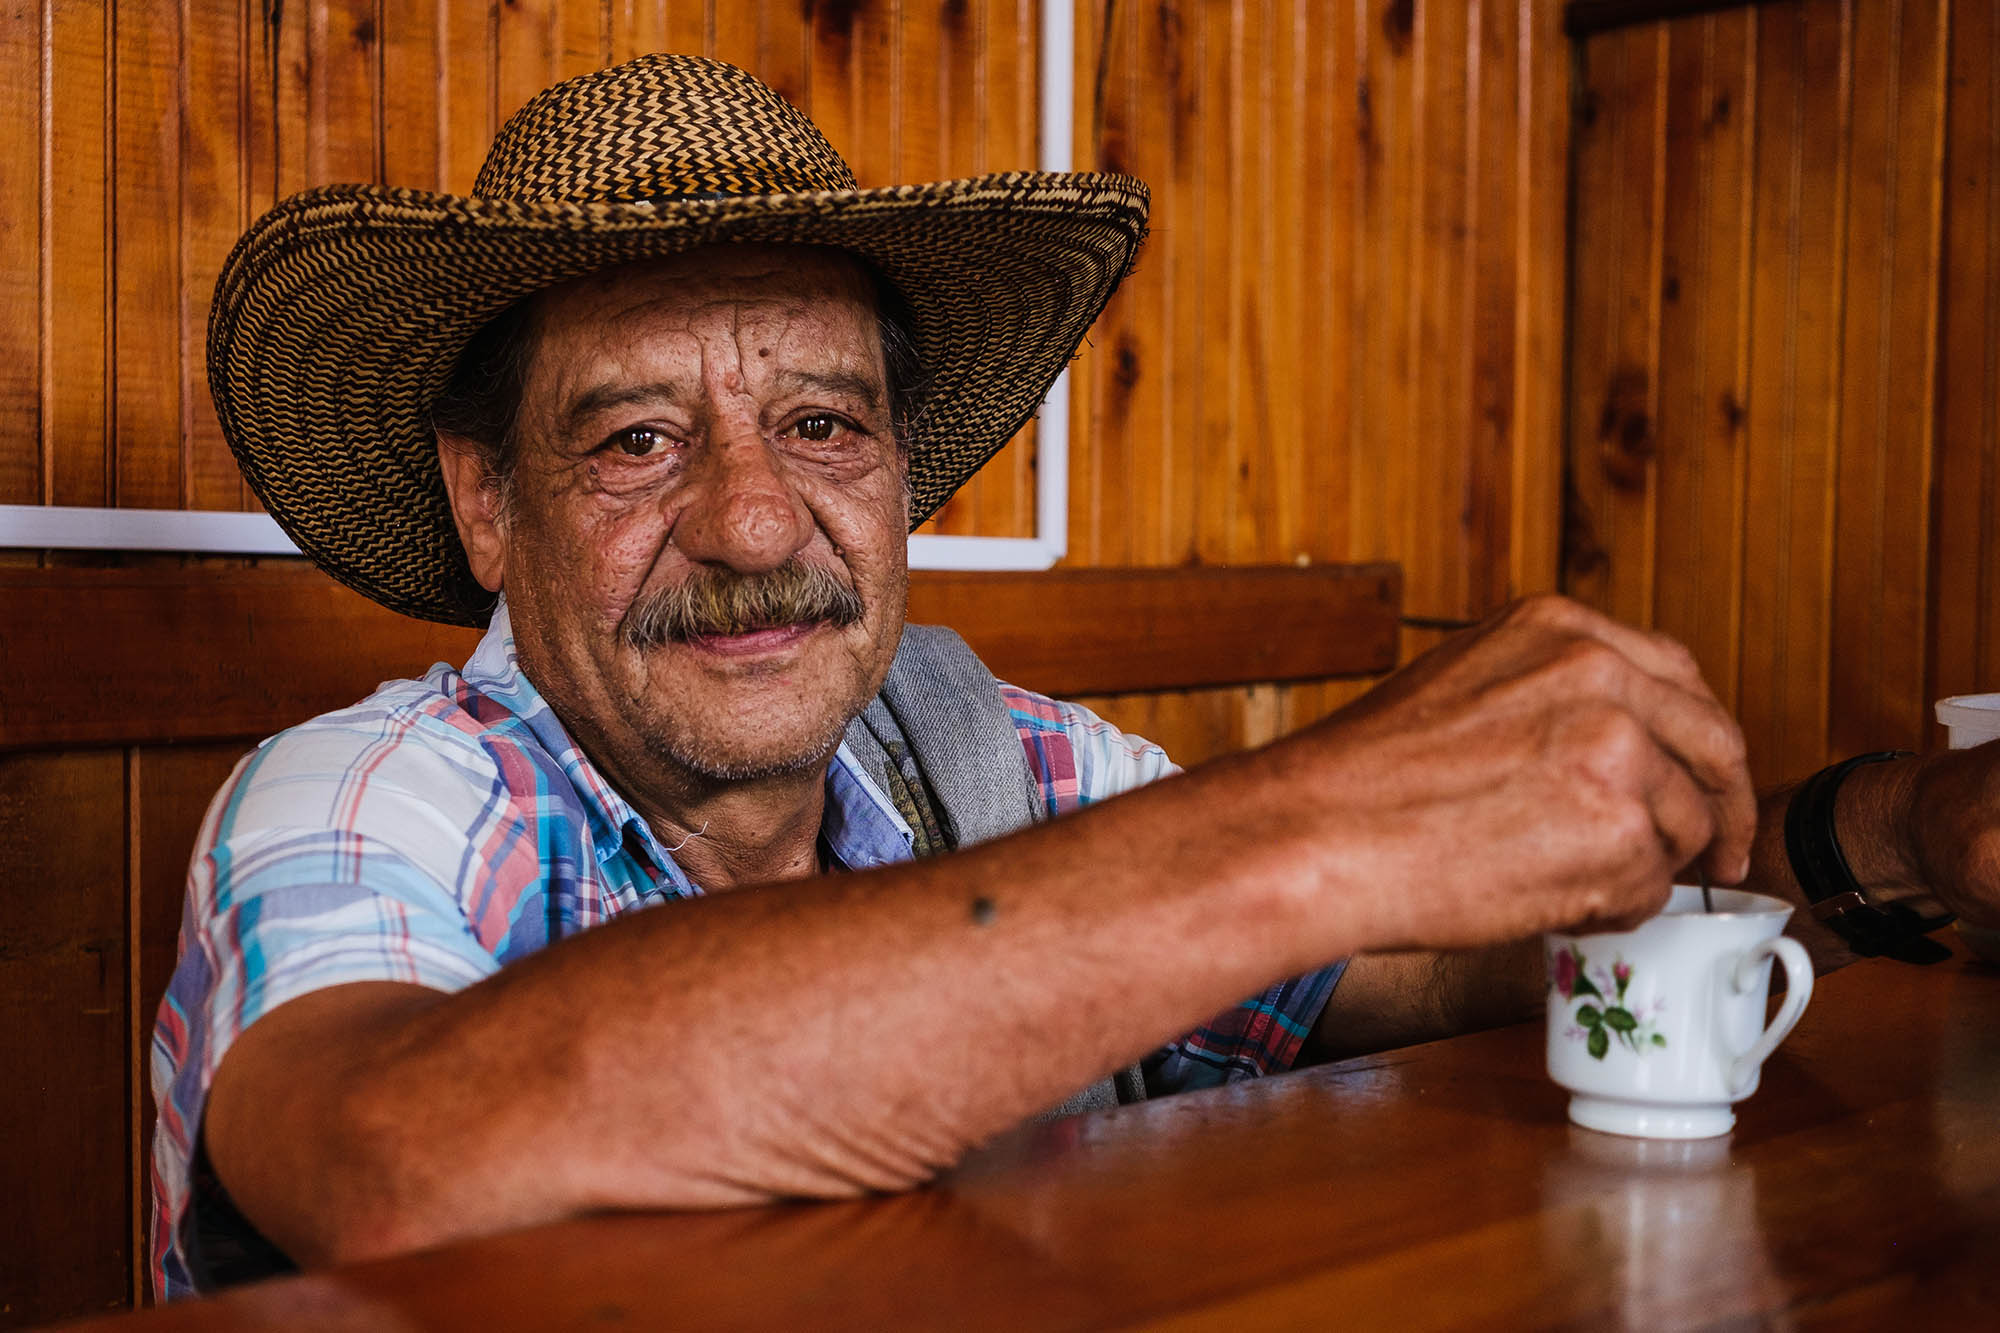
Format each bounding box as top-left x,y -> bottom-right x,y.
1784,750 -> 1954,964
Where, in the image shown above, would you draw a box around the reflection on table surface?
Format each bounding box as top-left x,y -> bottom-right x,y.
64,941 -> 2000,1331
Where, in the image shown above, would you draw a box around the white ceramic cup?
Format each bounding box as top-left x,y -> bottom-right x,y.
1545,886 -> 1813,1139
1936,693 -> 2000,749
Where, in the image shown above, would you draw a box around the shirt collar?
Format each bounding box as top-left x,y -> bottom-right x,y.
460,599 -> 917,889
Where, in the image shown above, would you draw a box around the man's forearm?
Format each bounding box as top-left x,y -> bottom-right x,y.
207,747 -> 1370,1267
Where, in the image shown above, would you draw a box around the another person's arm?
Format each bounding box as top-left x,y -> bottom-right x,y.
203,595 -> 1754,1269
1744,742 -> 2000,970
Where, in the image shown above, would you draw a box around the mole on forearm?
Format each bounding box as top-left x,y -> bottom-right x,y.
969,896 -> 998,927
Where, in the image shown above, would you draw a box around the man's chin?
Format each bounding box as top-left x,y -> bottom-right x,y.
636,681 -> 863,786
649,728 -> 847,785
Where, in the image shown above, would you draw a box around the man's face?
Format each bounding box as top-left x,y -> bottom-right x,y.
457,245 -> 910,788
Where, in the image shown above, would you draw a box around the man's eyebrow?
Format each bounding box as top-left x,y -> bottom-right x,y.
559,380 -> 686,436
769,367 -> 885,413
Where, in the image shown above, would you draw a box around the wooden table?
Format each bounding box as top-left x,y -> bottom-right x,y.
64,941 -> 2000,1331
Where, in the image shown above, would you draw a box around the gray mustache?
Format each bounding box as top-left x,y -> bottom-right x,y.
622,559 -> 864,649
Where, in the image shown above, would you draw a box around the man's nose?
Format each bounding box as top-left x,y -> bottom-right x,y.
668,423 -> 814,574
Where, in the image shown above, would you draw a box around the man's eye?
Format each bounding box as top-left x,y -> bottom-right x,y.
791,414 -> 844,442
606,426 -> 669,458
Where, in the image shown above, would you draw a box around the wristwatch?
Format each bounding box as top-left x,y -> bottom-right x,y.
1783,750 -> 1955,964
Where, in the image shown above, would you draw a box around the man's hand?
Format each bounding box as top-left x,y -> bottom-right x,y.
1276,594 -> 1756,952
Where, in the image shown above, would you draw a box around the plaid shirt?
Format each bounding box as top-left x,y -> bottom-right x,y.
150,602 -> 1344,1299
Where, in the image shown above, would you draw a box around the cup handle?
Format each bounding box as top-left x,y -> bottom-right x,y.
1727,936 -> 1814,1095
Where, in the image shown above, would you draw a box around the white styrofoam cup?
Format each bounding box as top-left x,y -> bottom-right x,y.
1935,694 -> 2000,750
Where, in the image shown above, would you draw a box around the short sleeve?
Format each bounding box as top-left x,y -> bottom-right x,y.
998,686 -> 1179,816
148,696 -> 521,1299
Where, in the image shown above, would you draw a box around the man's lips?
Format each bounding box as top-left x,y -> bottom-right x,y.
679,620 -> 825,657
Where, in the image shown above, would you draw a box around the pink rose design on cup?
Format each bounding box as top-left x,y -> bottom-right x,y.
1554,947 -> 1578,1000
1550,946 -> 1667,1061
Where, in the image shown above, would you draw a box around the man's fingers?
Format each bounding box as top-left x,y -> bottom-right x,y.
1607,668 -> 1757,880
1640,745 -> 1720,880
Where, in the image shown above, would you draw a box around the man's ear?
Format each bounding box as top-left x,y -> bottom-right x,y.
436,432 -> 508,593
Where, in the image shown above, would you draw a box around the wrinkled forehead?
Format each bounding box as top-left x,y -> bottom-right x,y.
530,243 -> 885,365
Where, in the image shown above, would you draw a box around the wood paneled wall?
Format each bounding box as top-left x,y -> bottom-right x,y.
0,2 -> 1572,1323
1071,0 -> 1572,627
1566,0 -> 1999,784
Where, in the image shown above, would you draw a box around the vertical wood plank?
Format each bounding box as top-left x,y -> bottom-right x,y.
1302,0 -> 1356,565
182,0 -> 249,510
1650,11 -> 1754,710
1231,0 -> 1278,563
754,0 -> 810,111
112,0 -> 185,511
906,0 -> 963,536
838,0 -> 897,189
1150,0 -> 1184,565
1509,0 -> 1571,599
271,0 -> 310,200
1004,0 -> 1042,538
808,0 -> 861,197
380,0 -> 443,190
896,1 -> 942,187
554,0 -> 603,79
920,0 -> 1038,542
308,0 -> 379,185
1738,0 -> 1852,783
439,0 -> 497,193
1600,25 -> 1666,632
1930,0 -> 2000,711
1068,0 -> 1123,564
1411,0 -> 1472,614
1161,0 -> 1198,568
1464,0 -> 1521,611
43,1 -> 113,508
0,751 -> 131,1325
934,0 -> 983,181
242,0 -> 280,214
964,0 -> 1037,541
1830,0 -> 1945,754
1563,29 -> 1624,612
1351,0 -> 1417,589
1263,0 -> 1307,564
709,0 -> 760,81
495,0 -> 555,130
666,0 -> 710,58
1191,0 -> 1239,567
0,2 -> 38,504
608,0 -> 670,65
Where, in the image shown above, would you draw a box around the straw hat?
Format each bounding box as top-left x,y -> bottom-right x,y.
208,54 -> 1149,625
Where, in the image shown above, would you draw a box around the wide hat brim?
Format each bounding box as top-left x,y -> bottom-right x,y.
207,171 -> 1149,625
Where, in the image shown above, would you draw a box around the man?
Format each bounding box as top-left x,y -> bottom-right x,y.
150,54 -> 1993,1300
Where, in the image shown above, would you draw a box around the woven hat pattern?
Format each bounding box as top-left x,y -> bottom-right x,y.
474,56 -> 857,201
208,54 -> 1148,625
